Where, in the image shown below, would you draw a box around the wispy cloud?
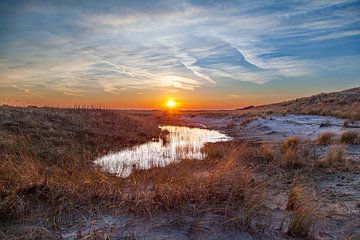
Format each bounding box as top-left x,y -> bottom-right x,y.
179,57 -> 216,84
0,0 -> 359,102
63,92 -> 87,97
310,30 -> 360,41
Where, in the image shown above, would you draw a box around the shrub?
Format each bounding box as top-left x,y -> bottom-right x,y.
316,132 -> 335,145
340,131 -> 359,144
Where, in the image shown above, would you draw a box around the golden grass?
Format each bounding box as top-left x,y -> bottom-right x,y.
0,117 -> 266,236
317,145 -> 349,170
0,153 -> 125,223
317,132 -> 335,145
0,106 -> 165,228
340,131 -> 360,144
286,182 -> 305,211
287,205 -> 318,237
286,180 -> 319,237
125,143 -> 265,218
281,136 -> 301,154
326,145 -> 346,165
280,137 -> 304,168
181,87 -> 360,121
0,106 -> 163,159
214,87 -> 360,121
201,142 -> 238,161
259,143 -> 275,162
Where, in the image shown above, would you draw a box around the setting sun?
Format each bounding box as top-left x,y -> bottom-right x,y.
166,99 -> 176,108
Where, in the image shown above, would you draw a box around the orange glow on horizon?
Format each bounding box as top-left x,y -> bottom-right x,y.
0,91 -> 316,110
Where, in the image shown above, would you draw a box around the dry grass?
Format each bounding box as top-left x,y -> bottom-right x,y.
264,88 -> 360,121
326,145 -> 346,165
286,180 -> 319,237
340,131 -> 360,144
201,142 -> 239,161
125,143 -> 265,219
317,145 -> 349,169
287,205 -> 318,237
259,143 -> 275,162
287,182 -> 305,211
0,106 -> 163,159
280,137 -> 304,168
0,106 -> 267,238
240,117 -> 257,127
0,152 -> 125,224
181,87 -> 360,121
281,137 -> 301,154
317,132 -> 336,145
0,106 -> 166,237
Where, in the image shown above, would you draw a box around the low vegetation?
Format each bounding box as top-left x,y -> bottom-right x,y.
202,142 -> 235,160
237,87 -> 360,121
1,104 -> 358,239
259,143 -> 275,162
0,106 -> 165,237
340,131 -> 360,144
326,145 -> 346,166
317,132 -> 336,145
0,106 -> 163,161
286,180 -> 319,237
0,107 -> 268,238
317,145 -> 349,169
1,141 -> 265,224
240,117 -> 257,127
287,182 -> 305,211
127,144 -> 265,221
287,205 -> 318,237
280,137 -> 304,168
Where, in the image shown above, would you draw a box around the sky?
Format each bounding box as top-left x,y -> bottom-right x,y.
0,0 -> 359,109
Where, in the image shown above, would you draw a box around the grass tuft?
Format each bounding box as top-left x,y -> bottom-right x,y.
287,205 -> 318,237
287,182 -> 305,211
259,143 -> 275,162
317,132 -> 335,145
340,131 -> 360,144
317,145 -> 349,170
286,180 -> 319,238
280,137 -> 304,168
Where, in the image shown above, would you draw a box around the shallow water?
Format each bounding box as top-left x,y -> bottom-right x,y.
95,126 -> 232,177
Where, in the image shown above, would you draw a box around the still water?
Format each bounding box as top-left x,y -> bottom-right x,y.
95,126 -> 232,177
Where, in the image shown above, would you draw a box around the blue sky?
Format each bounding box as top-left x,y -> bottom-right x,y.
0,0 -> 359,108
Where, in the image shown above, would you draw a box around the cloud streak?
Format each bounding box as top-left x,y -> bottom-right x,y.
0,0 -> 359,102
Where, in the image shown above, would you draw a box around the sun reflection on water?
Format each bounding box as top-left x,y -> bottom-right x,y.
94,126 -> 232,177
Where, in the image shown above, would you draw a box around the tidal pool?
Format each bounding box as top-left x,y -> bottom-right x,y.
95,125 -> 232,177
